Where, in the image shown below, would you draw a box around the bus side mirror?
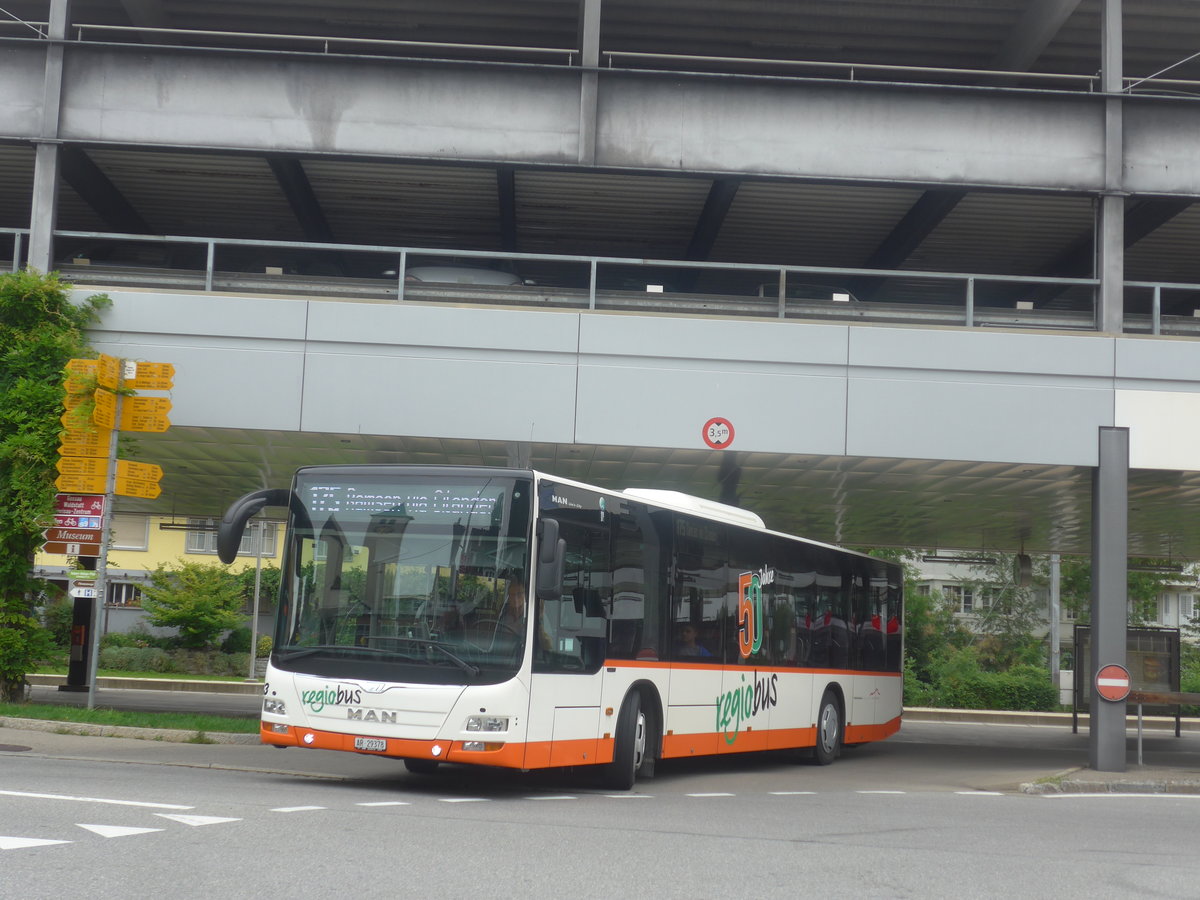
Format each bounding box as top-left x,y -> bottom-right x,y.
217,488 -> 292,564
536,518 -> 565,601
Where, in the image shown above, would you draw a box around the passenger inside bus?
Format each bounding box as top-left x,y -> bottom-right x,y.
674,623 -> 712,658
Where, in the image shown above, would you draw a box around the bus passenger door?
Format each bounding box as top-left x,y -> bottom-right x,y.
527,516 -> 609,769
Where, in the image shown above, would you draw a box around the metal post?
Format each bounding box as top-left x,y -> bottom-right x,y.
777,269 -> 787,319
86,381 -> 122,710
1050,553 -> 1061,693
397,250 -> 407,301
965,277 -> 975,327
204,241 -> 215,291
1151,285 -> 1161,335
576,0 -> 601,166
1089,426 -> 1129,772
245,521 -> 264,680
588,259 -> 597,310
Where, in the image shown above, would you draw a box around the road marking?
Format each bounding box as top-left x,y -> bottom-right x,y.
357,801 -> 410,807
857,790 -> 906,794
955,791 -> 1004,796
0,836 -> 71,850
154,813 -> 242,826
438,798 -> 488,803
770,791 -> 816,795
271,806 -> 326,813
605,794 -> 652,798
687,792 -> 734,798
77,824 -> 164,838
0,790 -> 191,810
1041,793 -> 1200,800
526,795 -> 577,801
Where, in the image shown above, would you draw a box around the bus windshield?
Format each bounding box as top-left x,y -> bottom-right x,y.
274,470 -> 533,685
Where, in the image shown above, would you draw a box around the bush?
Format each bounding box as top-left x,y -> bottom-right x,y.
256,634 -> 272,658
919,649 -> 1058,711
99,646 -> 173,673
101,631 -> 151,650
221,626 -> 253,654
41,596 -> 74,648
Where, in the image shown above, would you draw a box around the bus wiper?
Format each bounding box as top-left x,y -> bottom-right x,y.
276,644 -> 392,661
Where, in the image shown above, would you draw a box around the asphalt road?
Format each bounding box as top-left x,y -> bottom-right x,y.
4,717 -> 1200,900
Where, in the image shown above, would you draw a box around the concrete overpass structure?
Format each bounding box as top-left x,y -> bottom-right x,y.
7,0 -> 1200,769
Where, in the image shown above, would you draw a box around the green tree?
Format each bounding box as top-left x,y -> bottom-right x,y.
962,552 -> 1048,671
0,271 -> 109,701
1058,556 -> 1187,626
235,564 -> 281,613
140,560 -> 246,649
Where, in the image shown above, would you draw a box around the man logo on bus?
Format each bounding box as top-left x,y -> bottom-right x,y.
737,567 -> 773,658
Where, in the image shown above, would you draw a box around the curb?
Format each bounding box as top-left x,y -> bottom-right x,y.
0,715 -> 259,745
26,673 -> 263,696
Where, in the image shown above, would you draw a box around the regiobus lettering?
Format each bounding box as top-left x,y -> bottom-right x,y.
218,465 -> 903,790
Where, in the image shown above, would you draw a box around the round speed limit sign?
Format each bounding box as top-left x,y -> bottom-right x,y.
702,417 -> 735,449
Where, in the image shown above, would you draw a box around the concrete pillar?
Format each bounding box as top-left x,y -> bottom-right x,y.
1089,426 -> 1128,772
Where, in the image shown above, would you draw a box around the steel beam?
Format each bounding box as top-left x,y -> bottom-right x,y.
27,0 -> 70,272
7,44 -> 1200,194
60,146 -> 152,233
848,189 -> 966,300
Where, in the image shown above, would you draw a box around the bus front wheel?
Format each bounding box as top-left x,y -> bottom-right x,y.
602,691 -> 648,791
812,690 -> 841,766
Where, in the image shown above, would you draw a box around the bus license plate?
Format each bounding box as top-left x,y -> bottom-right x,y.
354,737 -> 386,752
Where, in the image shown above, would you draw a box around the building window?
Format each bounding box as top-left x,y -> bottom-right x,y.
1181,594 -> 1195,623
107,582 -> 143,607
916,584 -> 931,597
110,514 -> 149,550
186,519 -> 277,557
944,584 -> 974,613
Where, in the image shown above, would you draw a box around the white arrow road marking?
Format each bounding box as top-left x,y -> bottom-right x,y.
154,814 -> 242,827
271,806 -> 326,813
0,836 -> 72,850
0,790 -> 191,810
77,824 -> 165,838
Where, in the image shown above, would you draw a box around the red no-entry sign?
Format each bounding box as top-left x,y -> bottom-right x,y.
1096,664 -> 1131,702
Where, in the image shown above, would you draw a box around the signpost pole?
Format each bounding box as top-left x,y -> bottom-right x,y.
86,378 -> 123,710
246,520 -> 264,681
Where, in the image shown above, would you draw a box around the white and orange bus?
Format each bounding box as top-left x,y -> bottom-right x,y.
218,465 -> 903,789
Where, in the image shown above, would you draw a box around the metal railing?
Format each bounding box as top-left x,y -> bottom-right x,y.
7,227 -> 1198,335
6,15 -> 1200,96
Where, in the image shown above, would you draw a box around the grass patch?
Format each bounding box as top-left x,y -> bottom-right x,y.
0,701 -> 259,734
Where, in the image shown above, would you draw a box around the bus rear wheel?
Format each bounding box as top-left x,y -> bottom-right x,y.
812,690 -> 841,766
601,691 -> 648,791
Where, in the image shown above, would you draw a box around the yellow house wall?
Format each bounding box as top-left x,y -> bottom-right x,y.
35,515 -> 284,574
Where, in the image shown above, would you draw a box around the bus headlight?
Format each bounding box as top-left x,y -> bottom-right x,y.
465,715 -> 508,732
263,698 -> 287,715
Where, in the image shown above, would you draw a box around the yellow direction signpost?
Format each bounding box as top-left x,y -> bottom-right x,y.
59,427 -> 113,459
91,388 -> 117,430
54,473 -> 107,494
56,457 -> 109,478
58,355 -> 174,710
119,396 -> 172,432
125,362 -> 175,391
115,460 -> 164,499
